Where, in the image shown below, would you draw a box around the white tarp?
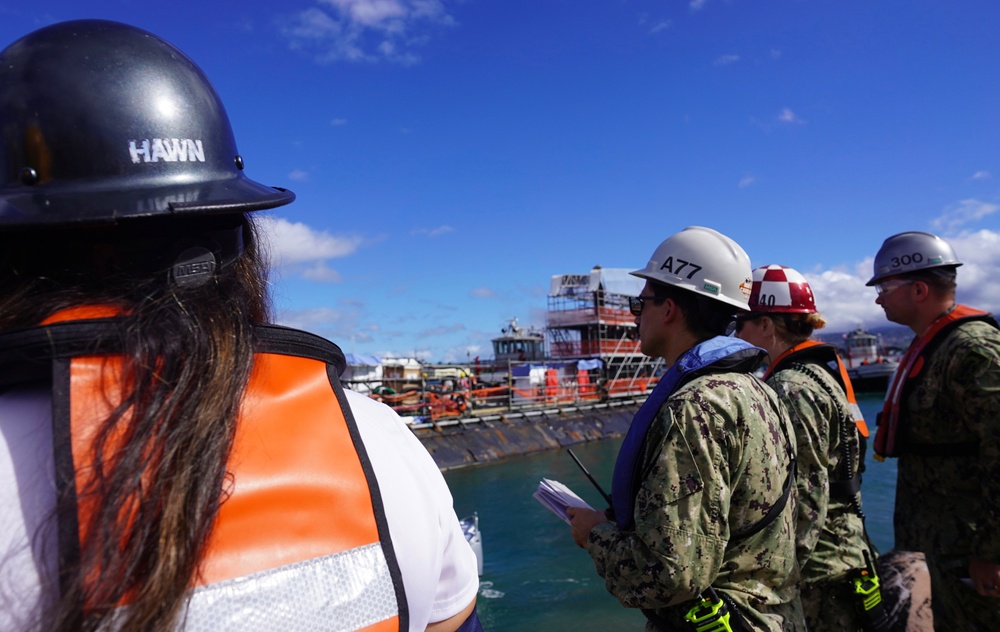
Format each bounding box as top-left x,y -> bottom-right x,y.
344,353 -> 382,366
549,268 -> 644,298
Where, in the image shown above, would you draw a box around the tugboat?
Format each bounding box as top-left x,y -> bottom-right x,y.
842,327 -> 899,392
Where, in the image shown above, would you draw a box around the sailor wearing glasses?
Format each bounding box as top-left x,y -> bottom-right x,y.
869,231 -> 1000,630
735,264 -> 886,632
567,226 -> 805,631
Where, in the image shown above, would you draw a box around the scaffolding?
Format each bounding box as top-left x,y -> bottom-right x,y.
546,267 -> 662,395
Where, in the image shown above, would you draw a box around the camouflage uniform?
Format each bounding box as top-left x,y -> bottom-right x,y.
893,319 -> 1000,631
586,372 -> 805,631
767,361 -> 874,632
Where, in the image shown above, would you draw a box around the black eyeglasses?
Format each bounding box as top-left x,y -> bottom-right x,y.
628,295 -> 668,317
734,313 -> 764,333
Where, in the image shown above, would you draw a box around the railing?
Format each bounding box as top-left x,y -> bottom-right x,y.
550,339 -> 643,357
546,306 -> 634,327
344,371 -> 657,426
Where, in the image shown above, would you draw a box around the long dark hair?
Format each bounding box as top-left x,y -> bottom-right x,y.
0,213 -> 269,632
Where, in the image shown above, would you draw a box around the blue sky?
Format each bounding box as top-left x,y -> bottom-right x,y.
3,1 -> 1000,362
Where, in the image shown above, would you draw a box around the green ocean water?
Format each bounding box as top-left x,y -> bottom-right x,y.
444,392 -> 896,631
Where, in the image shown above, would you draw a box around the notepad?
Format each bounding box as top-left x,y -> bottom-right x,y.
533,478 -> 594,523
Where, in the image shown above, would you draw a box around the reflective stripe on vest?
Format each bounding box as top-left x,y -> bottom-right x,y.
36,312 -> 405,631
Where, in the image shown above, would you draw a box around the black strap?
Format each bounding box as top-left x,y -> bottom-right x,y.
788,361 -> 880,559
0,320 -> 348,386
790,362 -> 861,500
731,460 -> 795,541
0,318 -> 125,386
253,324 -> 346,375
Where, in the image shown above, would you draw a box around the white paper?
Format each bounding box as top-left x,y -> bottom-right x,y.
533,478 -> 594,523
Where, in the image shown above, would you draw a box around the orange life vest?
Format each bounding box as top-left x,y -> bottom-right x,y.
763,339 -> 868,499
873,304 -> 998,460
0,308 -> 406,631
764,339 -> 869,437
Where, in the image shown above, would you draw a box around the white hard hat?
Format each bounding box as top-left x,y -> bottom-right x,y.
630,226 -> 753,310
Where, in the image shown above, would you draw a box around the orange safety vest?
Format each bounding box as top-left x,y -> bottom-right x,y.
873,304 -> 998,460
0,308 -> 406,631
763,339 -> 869,499
763,339 -> 869,437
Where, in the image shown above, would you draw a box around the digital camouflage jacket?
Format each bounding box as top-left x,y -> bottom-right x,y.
767,353 -> 874,632
891,318 -> 1000,630
586,372 -> 805,632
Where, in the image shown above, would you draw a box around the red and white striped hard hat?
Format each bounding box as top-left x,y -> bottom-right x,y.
748,264 -> 817,314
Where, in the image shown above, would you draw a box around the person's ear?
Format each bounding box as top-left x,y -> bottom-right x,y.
758,315 -> 773,334
661,298 -> 679,324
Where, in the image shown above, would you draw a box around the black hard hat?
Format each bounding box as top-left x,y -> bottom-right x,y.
0,19 -> 294,230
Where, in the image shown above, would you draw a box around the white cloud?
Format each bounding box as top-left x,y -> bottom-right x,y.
803,266 -> 885,333
930,198 -> 999,234
738,175 -> 756,188
281,0 -> 456,64
331,118 -> 348,126
302,261 -> 343,283
971,170 -> 991,180
412,225 -> 454,237
803,229 -> 1000,333
326,0 -> 409,27
274,306 -> 380,345
944,231 -> 1000,313
277,306 -> 346,329
777,107 -> 804,124
690,0 -> 707,11
714,54 -> 740,66
288,169 -> 309,181
649,20 -> 672,34
258,216 -> 362,267
471,287 -> 496,298
418,323 -> 466,338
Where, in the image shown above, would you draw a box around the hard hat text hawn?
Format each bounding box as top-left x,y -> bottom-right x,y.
128,139 -> 206,164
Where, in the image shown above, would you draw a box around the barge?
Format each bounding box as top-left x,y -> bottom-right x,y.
343,267 -> 660,469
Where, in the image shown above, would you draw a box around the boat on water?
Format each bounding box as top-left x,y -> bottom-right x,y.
342,266 -> 663,429
460,513 -> 483,576
840,327 -> 899,392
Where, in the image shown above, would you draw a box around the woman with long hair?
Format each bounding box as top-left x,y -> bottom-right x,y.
0,20 -> 479,632
735,264 -> 930,632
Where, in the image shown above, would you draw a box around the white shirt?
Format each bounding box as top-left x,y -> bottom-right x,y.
0,386 -> 478,631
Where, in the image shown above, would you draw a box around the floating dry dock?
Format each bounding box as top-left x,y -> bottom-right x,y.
409,396 -> 645,471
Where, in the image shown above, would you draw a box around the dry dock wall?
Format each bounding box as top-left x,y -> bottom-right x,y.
412,399 -> 643,471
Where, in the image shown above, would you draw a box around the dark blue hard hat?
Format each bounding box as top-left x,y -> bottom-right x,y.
0,19 -> 294,230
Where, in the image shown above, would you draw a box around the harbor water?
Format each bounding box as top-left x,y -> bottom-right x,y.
444,392 -> 896,631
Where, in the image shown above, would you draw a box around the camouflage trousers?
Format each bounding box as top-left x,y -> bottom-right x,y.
803,551 -> 936,632
926,555 -> 1000,632
801,580 -> 863,632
